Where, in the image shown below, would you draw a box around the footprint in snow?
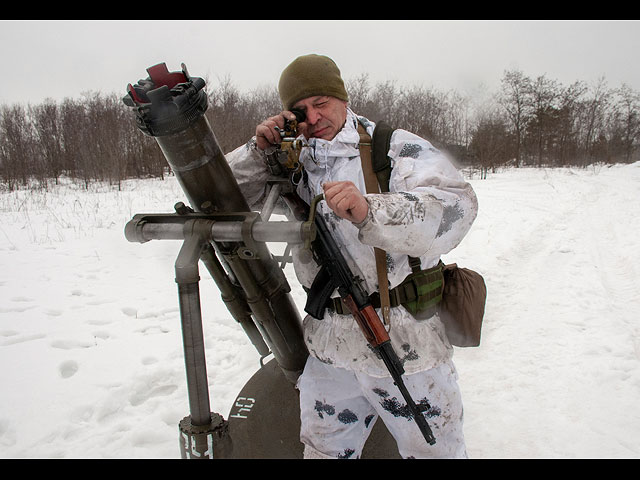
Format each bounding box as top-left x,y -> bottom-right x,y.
59,360 -> 79,379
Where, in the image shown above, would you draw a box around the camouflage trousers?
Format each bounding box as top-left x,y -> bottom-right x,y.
297,356 -> 467,459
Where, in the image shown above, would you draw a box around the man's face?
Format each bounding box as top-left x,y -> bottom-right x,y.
291,95 -> 348,141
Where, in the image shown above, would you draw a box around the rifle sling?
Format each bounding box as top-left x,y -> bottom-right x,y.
357,123 -> 391,326
356,120 -> 442,320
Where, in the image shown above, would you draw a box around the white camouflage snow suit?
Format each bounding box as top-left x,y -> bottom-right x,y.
226,108 -> 478,458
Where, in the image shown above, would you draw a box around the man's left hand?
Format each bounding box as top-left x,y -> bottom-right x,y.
323,181 -> 369,224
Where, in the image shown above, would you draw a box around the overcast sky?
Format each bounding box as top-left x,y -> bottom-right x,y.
1,20 -> 639,106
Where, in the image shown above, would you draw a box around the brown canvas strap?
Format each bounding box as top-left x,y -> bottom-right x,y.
357,123 -> 391,326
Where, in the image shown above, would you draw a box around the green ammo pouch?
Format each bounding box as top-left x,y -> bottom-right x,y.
395,258 -> 444,320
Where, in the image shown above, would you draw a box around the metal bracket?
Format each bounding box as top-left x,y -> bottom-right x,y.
238,212 -> 261,259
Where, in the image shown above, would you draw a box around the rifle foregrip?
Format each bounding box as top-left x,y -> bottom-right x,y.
348,302 -> 391,347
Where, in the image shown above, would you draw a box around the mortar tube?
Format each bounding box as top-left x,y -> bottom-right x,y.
161,114 -> 309,381
123,63 -> 308,382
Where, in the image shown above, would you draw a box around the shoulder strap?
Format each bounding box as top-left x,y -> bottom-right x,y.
371,120 -> 394,192
357,123 -> 380,194
367,120 -> 425,274
357,122 -> 390,326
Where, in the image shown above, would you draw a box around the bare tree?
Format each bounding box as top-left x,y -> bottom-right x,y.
469,110 -> 512,177
368,80 -> 400,127
553,81 -> 587,166
0,104 -> 36,189
526,74 -> 560,167
611,83 -> 640,163
30,99 -> 64,186
498,69 -> 533,167
445,90 -> 472,148
576,77 -> 611,165
346,73 -> 372,116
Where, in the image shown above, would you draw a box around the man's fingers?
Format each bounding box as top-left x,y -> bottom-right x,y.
322,181 -> 368,224
256,122 -> 280,148
255,112 -> 293,150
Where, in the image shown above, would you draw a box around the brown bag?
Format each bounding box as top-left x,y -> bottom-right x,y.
439,263 -> 487,347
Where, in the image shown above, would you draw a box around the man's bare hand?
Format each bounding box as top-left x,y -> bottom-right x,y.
323,181 -> 369,224
255,111 -> 297,150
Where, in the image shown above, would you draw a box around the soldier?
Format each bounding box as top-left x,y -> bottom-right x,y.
225,54 -> 478,459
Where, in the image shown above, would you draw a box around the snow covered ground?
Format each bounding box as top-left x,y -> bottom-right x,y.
1,162 -> 639,458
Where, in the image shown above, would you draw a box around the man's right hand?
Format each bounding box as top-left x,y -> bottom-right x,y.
255,111 -> 298,150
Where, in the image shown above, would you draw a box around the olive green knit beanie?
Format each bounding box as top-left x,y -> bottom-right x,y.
278,54 -> 349,110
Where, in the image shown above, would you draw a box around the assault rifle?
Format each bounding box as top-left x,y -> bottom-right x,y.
301,194 -> 437,446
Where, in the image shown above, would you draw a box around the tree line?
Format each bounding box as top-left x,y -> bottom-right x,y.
1,69 -> 639,190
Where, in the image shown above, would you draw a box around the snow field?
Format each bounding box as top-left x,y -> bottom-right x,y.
0,163 -> 639,458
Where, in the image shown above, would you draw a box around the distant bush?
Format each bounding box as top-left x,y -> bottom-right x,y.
1,70 -> 638,190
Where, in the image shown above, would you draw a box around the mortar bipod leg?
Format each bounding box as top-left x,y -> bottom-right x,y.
175,232 -> 231,459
